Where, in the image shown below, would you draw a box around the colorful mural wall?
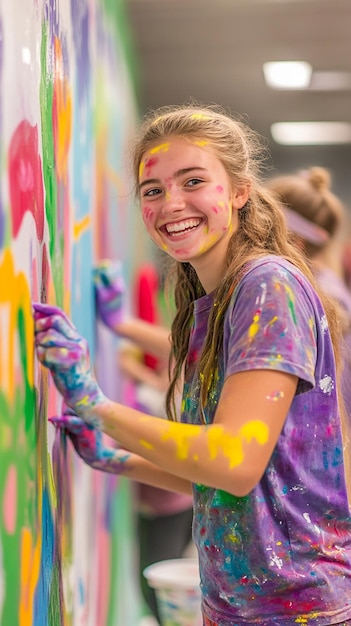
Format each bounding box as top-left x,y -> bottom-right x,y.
0,0 -> 145,624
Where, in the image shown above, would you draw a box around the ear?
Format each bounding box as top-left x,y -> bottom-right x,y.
232,184 -> 250,210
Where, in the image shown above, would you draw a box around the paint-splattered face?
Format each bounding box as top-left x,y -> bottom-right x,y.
138,137 -> 246,272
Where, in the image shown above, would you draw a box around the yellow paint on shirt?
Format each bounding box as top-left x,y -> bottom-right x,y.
295,615 -> 319,625
248,313 -> 260,338
266,315 -> 278,329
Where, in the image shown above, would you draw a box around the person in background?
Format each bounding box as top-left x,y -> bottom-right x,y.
267,166 -> 351,418
94,261 -> 193,624
34,104 -> 351,625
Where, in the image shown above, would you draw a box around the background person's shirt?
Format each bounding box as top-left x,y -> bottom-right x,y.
181,256 -> 351,625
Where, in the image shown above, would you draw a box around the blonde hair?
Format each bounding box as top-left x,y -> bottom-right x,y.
267,167 -> 345,257
132,104 -> 342,422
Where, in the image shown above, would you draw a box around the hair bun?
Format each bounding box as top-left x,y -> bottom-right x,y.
307,167 -> 331,192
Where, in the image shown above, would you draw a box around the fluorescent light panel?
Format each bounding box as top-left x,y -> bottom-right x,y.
263,61 -> 312,89
271,122 -> 351,145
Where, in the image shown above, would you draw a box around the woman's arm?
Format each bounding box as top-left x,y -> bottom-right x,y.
115,319 -> 171,361
118,347 -> 169,391
52,413 -> 192,495
92,369 -> 298,497
34,303 -> 298,497
124,453 -> 193,495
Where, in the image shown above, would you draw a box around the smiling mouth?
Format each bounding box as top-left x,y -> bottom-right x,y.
164,218 -> 202,237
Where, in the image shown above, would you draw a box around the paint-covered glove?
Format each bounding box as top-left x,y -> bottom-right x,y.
33,303 -> 106,422
50,412 -> 131,474
93,259 -> 125,331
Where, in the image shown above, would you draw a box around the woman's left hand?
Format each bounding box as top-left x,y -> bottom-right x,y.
50,411 -> 130,474
33,303 -> 106,421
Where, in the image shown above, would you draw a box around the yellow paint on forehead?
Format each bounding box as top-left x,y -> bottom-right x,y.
139,142 -> 170,179
193,139 -> 208,147
149,142 -> 170,155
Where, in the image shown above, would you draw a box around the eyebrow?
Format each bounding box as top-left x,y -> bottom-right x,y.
139,166 -> 207,190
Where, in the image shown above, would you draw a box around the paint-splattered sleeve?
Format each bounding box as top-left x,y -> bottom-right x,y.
224,259 -> 317,393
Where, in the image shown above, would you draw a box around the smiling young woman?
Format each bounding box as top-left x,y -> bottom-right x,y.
34,103 -> 351,626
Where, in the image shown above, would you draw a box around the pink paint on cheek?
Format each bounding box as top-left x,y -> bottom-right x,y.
211,206 -> 219,214
142,206 -> 154,222
216,185 -> 224,193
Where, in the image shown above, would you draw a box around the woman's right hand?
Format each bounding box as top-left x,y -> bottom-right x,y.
93,260 -> 125,331
34,303 -> 106,422
50,413 -> 131,474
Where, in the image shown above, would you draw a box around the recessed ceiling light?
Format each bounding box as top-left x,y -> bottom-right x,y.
271,122 -> 351,145
263,61 -> 312,89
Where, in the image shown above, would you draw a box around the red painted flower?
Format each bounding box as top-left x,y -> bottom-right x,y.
8,119 -> 45,241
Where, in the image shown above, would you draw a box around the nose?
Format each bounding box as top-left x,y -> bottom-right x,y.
161,188 -> 186,214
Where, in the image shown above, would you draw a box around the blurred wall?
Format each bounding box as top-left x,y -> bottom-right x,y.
270,145 -> 351,210
0,0 -> 145,624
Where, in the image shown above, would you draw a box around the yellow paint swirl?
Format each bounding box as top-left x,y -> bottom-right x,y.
0,249 -> 33,400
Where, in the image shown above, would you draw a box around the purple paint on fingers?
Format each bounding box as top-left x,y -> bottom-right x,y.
50,414 -> 130,474
33,303 -> 106,420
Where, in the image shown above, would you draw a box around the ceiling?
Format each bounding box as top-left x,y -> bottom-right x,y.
125,0 -> 351,203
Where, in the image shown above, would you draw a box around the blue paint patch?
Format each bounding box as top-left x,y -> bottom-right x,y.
33,488 -> 55,626
79,577 -> 85,604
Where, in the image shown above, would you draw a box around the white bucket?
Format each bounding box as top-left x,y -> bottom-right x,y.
143,557 -> 202,626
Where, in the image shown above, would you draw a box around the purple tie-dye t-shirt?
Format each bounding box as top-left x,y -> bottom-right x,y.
181,256 -> 351,625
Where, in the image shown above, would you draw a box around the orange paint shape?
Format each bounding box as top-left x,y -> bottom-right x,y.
19,528 -> 41,626
53,36 -> 72,181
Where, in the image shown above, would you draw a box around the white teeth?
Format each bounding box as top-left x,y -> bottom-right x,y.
166,219 -> 201,234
